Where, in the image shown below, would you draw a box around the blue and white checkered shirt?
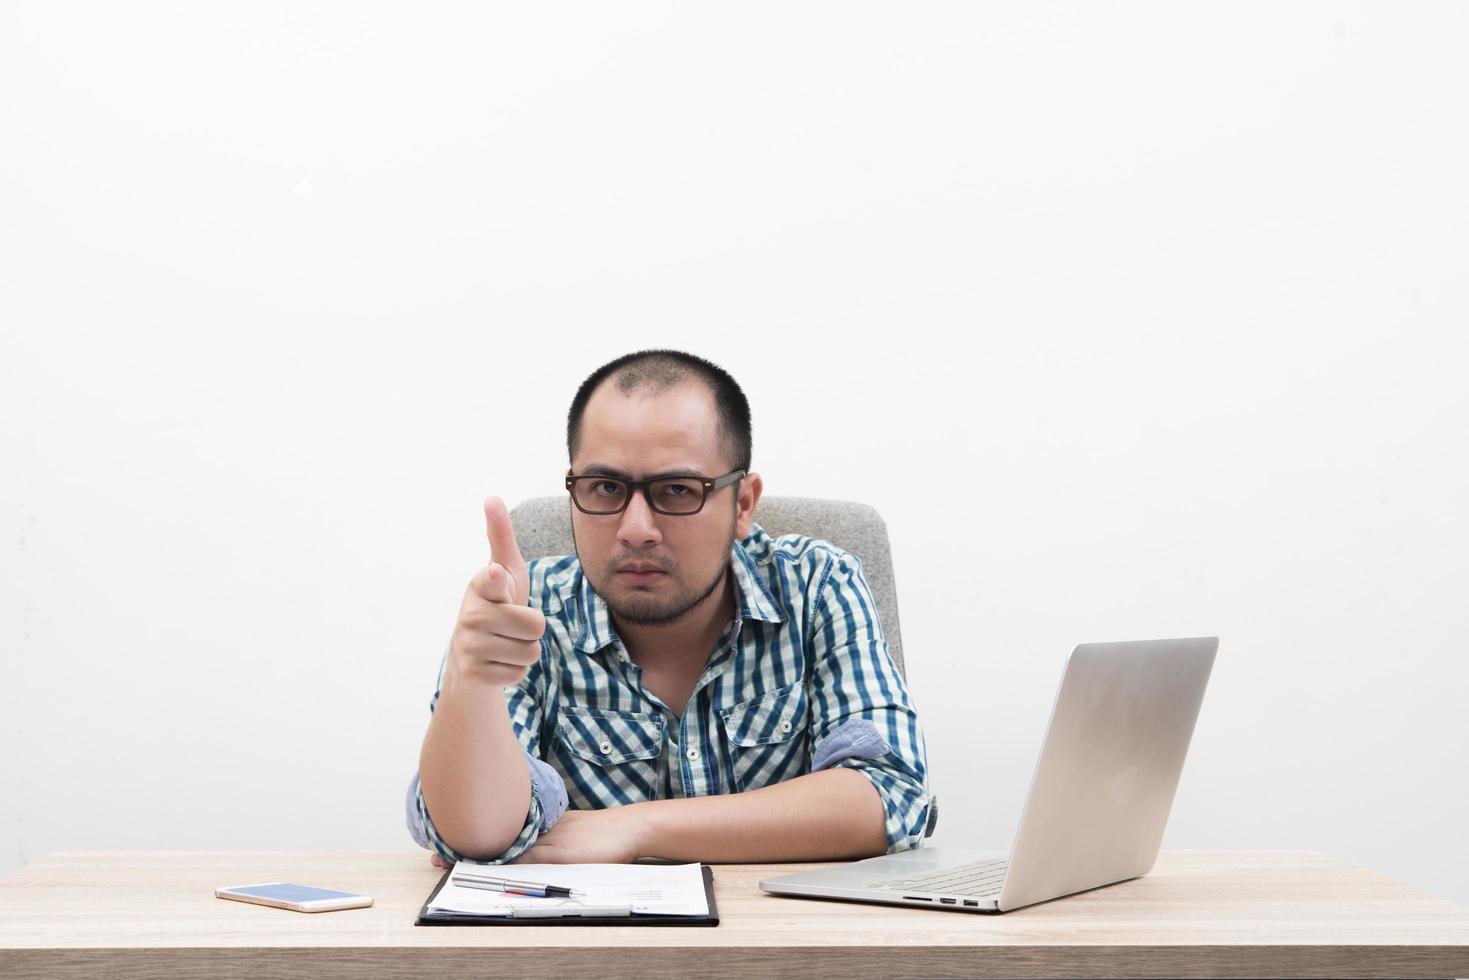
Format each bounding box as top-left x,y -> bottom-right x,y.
405,521 -> 930,863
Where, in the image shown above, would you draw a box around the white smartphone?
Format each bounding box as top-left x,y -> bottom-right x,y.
215,882 -> 374,913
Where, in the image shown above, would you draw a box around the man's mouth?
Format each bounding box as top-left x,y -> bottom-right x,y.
615,564 -> 668,583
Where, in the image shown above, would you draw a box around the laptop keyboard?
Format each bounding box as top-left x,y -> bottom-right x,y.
870,858 -> 1009,898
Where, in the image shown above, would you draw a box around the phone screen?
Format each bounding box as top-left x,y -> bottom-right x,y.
227,883 -> 363,902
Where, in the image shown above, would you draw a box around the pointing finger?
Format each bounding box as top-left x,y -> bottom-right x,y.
483,496 -> 527,577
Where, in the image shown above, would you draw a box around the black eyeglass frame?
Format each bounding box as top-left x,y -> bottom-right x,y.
565,468 -> 746,516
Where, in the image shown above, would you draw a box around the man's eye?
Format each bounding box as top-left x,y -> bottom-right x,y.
592,481 -> 623,496
658,483 -> 694,497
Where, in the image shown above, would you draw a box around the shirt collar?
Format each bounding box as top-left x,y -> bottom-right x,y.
572,523 -> 786,654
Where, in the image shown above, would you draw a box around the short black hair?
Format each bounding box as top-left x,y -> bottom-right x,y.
567,350 -> 752,473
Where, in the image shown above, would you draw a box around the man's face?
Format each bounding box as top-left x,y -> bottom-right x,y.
569,380 -> 757,628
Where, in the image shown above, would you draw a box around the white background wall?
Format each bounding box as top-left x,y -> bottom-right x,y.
3,2 -> 1465,903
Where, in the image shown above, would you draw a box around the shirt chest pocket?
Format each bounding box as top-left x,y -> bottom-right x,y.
554,706 -> 666,805
719,683 -> 809,792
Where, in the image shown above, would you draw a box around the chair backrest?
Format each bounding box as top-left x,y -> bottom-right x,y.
508,495 -> 908,679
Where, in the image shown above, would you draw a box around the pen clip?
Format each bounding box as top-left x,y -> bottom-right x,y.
510,905 -> 632,918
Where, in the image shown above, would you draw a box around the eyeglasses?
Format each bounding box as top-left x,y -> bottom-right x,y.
565,469 -> 746,516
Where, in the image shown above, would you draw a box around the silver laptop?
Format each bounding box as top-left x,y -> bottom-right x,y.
761,636 -> 1217,913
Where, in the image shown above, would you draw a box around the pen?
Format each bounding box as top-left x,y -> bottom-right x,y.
451,872 -> 585,898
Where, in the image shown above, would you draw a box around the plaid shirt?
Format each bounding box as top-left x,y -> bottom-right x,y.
405,521 -> 930,864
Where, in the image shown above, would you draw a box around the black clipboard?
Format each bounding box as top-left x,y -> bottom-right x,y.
414,864 -> 719,926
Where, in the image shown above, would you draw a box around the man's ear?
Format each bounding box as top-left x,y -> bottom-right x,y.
735,472 -> 763,539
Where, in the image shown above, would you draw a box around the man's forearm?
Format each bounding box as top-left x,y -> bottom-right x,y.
633,767 -> 890,863
418,674 -> 531,860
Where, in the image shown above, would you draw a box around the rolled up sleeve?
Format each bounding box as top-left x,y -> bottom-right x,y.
807,551 -> 931,853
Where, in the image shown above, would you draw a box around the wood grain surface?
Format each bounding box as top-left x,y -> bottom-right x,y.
2,850 -> 1466,978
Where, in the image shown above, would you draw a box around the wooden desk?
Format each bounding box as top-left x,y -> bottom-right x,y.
1,850 -> 1466,978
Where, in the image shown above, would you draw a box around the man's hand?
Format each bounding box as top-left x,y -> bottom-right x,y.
513,808 -> 650,865
448,496 -> 545,688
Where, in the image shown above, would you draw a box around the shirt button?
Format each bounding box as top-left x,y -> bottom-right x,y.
686,747 -> 699,761
599,741 -> 613,755
779,720 -> 793,734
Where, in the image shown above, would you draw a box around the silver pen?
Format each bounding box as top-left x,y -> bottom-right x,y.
451,871 -> 585,898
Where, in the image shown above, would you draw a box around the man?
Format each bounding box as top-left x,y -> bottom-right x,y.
406,349 -> 929,865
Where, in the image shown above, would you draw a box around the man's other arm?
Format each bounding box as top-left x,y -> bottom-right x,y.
515,767 -> 886,864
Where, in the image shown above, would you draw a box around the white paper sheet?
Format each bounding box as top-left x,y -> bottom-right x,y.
427,862 -> 709,917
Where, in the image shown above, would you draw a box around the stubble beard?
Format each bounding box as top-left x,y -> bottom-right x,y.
574,498 -> 741,628
605,556 -> 729,627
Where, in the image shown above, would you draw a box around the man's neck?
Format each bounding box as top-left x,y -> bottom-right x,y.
614,564 -> 738,671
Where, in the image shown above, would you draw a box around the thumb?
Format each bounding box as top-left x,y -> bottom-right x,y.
483,496 -> 530,603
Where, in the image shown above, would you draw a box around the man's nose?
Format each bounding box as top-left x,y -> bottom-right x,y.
617,488 -> 663,547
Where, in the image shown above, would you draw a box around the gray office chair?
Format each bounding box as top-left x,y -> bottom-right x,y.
508,494 -> 938,837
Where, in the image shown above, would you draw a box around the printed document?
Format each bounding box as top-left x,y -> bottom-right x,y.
427,862 -> 709,917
